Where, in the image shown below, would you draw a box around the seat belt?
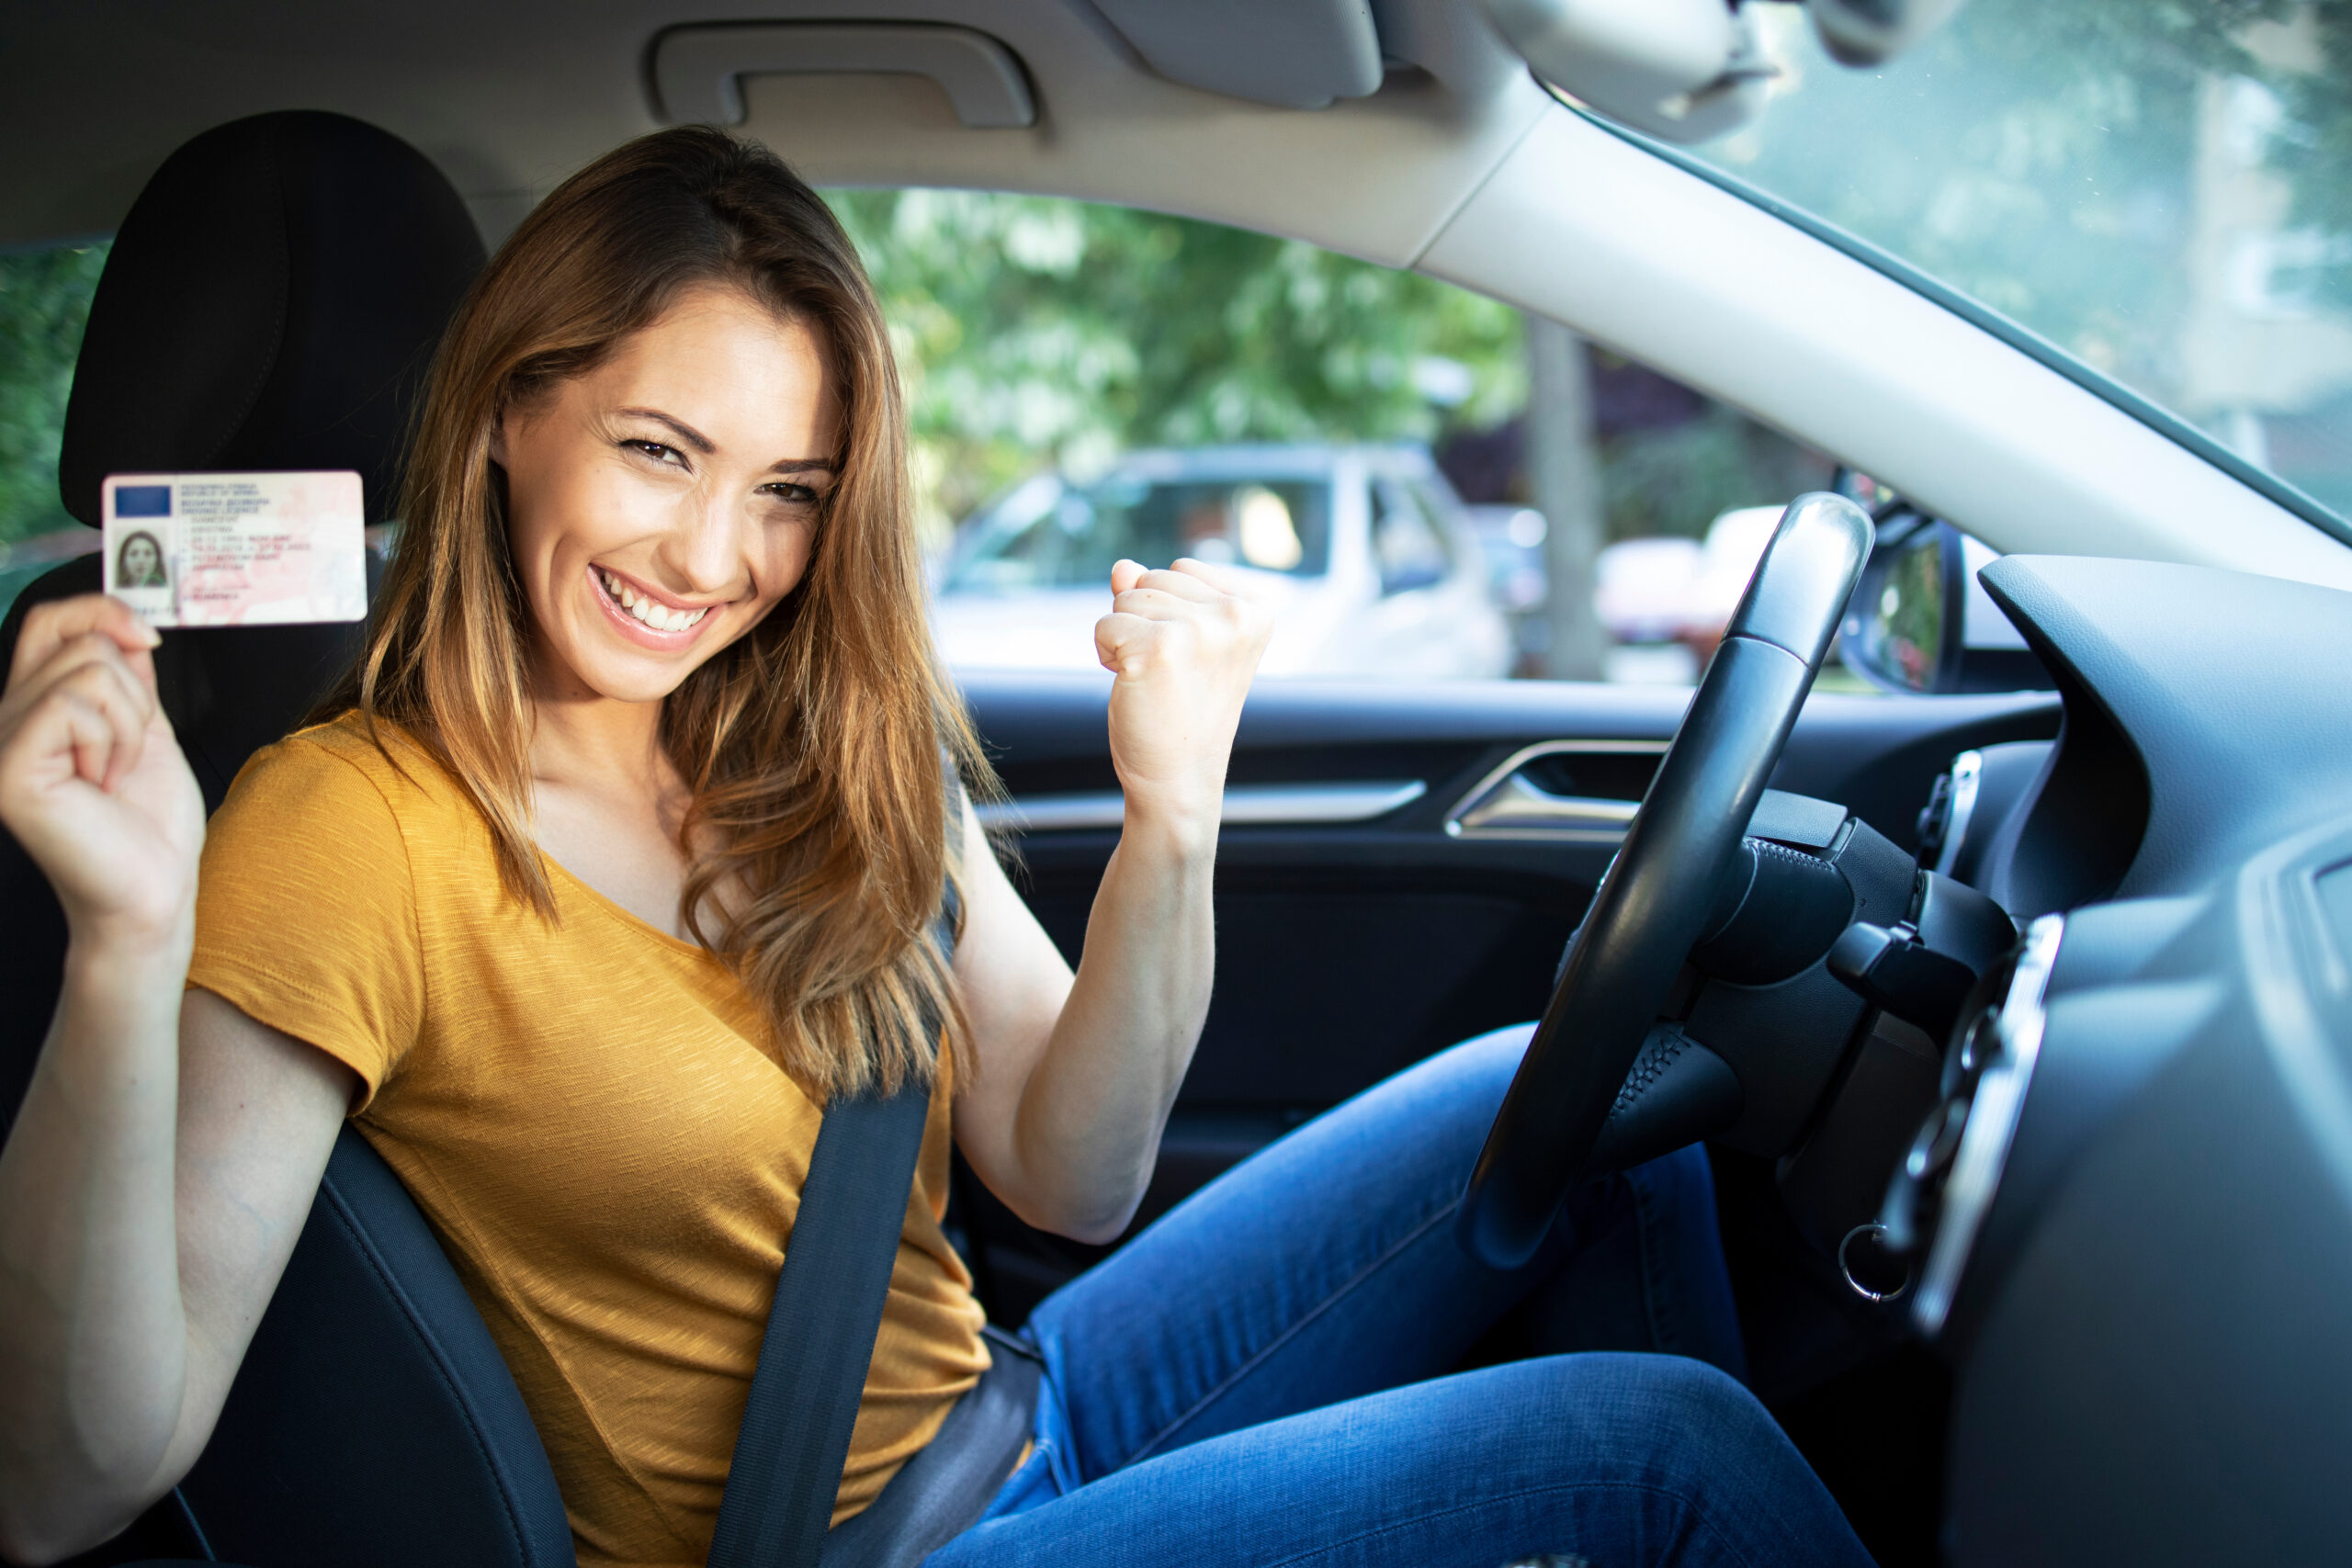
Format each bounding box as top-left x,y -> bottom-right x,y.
707,780 -> 965,1568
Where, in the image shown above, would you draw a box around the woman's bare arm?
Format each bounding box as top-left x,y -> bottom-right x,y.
952,558 -> 1266,1244
0,595 -> 352,1564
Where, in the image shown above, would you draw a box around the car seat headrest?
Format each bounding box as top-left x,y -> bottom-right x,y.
59,109 -> 485,527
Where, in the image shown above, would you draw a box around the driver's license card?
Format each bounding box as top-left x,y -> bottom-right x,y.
101,470 -> 367,627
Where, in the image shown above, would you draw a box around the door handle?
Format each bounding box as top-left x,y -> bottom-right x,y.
1442,740 -> 1666,841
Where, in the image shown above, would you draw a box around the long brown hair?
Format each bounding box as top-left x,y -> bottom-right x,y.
327,126 -> 988,1100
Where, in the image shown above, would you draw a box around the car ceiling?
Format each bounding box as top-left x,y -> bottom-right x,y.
16,0 -> 2352,592
6,0 -> 1532,256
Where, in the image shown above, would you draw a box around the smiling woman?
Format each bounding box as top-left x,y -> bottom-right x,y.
500,304 -> 831,660
0,118 -> 1868,1568
343,135 -> 972,1096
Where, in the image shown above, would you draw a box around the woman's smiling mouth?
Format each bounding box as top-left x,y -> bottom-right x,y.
592,564 -> 716,637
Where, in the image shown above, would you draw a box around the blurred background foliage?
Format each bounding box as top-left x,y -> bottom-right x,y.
0,243 -> 106,548
827,189 -> 1532,539
828,188 -> 1811,545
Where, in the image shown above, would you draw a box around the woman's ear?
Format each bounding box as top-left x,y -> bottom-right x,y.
488,413 -> 510,469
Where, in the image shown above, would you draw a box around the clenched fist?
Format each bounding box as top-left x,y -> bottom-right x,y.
1094,558 -> 1272,847
0,594 -> 203,948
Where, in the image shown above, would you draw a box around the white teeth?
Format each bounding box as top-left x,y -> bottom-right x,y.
599,569 -> 707,632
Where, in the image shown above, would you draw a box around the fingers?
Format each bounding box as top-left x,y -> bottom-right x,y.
1108,559 -> 1251,606
1111,573 -> 1240,625
1099,557 -> 1273,678
10,594 -> 159,694
9,658 -> 153,793
1093,610 -> 1159,677
10,631 -> 160,732
1164,557 -> 1256,597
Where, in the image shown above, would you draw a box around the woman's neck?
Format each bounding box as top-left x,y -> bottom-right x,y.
522,654 -> 699,937
523,647 -> 684,822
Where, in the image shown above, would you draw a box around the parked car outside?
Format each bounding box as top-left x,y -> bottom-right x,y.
1592,503 -> 1788,682
1460,502 -> 1548,672
932,444 -> 1510,678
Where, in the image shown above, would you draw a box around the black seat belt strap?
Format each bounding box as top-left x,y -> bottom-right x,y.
707,772 -> 967,1568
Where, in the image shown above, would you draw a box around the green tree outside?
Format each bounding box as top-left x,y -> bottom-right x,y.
0,243 -> 107,548
826,190 -> 1528,539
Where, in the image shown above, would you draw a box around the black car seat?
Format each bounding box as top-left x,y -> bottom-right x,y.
0,113 -> 575,1568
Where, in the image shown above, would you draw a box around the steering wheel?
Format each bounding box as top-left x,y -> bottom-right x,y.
1457,492 -> 1874,1269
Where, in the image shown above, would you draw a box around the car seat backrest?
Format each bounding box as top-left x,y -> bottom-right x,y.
0,112 -> 574,1567
0,104 -> 485,1123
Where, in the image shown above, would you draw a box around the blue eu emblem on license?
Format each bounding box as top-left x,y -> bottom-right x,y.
115,484 -> 172,518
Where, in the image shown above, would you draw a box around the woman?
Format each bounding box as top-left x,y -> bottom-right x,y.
0,129 -> 1871,1568
114,529 -> 168,590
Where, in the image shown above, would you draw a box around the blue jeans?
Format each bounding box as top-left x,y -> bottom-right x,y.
927,1024 -> 1874,1568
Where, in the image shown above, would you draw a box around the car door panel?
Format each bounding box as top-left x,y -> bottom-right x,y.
953,671 -> 2061,1322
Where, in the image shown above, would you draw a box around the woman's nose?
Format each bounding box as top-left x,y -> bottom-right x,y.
662,491 -> 749,595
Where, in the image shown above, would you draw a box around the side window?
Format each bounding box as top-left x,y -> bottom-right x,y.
0,241 -> 108,621
835,191 -> 1845,685
1373,479 -> 1451,596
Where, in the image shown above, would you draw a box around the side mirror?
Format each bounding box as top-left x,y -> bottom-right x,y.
1839,513 -> 2049,694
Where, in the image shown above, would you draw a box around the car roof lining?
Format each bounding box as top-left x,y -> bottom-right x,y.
2,0 -> 1527,255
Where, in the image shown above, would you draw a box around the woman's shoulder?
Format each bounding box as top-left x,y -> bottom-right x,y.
220,710 -> 471,839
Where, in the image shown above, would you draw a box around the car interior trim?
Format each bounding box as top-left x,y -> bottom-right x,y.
649,22 -> 1038,130
1916,911 -> 2064,1337
977,779 -> 1430,834
1838,1222 -> 1909,1303
1442,739 -> 1670,842
1936,750 -> 1983,879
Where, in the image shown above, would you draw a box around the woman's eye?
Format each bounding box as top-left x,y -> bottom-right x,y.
761,481 -> 821,506
624,439 -> 685,467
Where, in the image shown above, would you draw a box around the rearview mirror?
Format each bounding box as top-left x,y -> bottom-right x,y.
1476,0 -> 1770,142
1476,0 -> 1967,145
1839,513 -> 2049,694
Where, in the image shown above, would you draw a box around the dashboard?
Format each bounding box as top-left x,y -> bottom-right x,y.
1897,556 -> 2352,1562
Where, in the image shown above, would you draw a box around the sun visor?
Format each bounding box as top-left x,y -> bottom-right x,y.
1091,0 -> 1385,110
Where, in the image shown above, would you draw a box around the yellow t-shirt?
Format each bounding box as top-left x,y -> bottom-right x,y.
187,714 -> 988,1568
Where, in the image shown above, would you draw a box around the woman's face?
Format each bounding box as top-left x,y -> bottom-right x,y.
121,536 -> 160,583
496,282 -> 839,707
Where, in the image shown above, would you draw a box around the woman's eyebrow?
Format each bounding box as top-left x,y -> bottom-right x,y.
616,408 -> 833,476
616,407 -> 716,453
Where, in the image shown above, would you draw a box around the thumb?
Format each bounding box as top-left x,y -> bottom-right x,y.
1109,558 -> 1147,596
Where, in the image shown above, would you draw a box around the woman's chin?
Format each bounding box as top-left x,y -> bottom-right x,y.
595,645 -> 710,703
539,626 -> 713,707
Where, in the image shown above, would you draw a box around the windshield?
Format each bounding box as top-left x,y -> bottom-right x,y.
945,468 -> 1333,592
1687,0 -> 2352,529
